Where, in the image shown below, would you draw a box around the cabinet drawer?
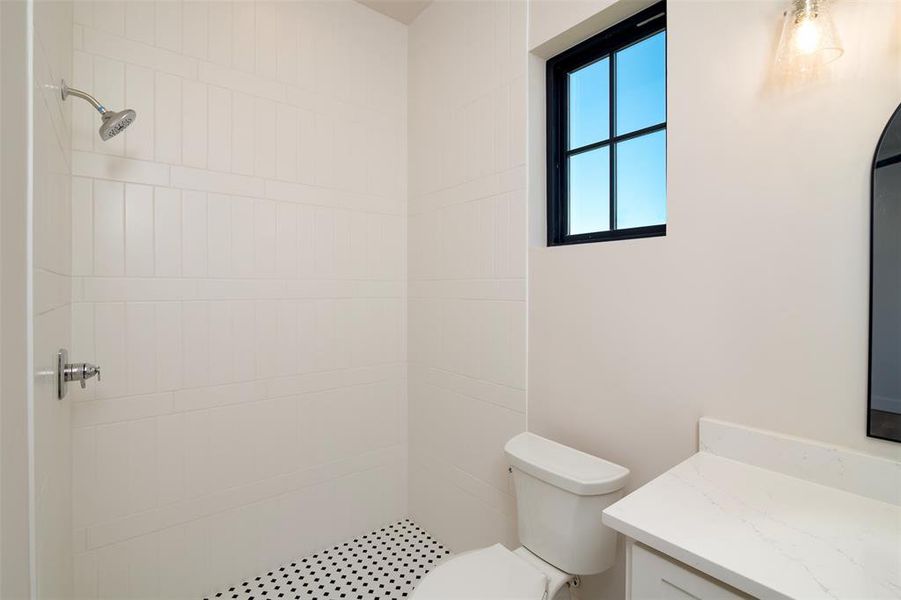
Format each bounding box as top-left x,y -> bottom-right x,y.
629,543 -> 752,600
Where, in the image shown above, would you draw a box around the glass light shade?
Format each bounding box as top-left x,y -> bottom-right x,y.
775,0 -> 843,76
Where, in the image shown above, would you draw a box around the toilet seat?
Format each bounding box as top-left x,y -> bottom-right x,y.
411,544 -> 548,599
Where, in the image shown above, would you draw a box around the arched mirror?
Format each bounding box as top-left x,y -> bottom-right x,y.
869,103 -> 901,442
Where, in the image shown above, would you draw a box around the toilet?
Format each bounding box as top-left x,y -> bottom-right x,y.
412,432 -> 630,600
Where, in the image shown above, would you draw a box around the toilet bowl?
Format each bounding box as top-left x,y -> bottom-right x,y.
411,433 -> 629,600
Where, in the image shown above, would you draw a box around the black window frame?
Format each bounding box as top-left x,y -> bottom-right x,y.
546,1 -> 667,246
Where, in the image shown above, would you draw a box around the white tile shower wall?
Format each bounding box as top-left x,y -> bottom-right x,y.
407,0 -> 528,553
68,2 -> 408,597
34,1 -> 74,597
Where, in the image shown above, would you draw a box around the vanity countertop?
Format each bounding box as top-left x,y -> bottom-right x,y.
602,450 -> 901,599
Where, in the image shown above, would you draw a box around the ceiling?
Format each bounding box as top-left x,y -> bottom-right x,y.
355,0 -> 432,25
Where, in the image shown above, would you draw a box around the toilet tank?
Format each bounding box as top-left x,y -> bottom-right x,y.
504,433 -> 629,576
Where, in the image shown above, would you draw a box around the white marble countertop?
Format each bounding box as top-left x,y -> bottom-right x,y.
602,451 -> 901,599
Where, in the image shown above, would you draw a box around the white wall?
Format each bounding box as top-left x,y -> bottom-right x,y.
67,2 -> 407,596
34,1 -> 74,597
1,2 -> 35,596
406,0 -> 529,553
528,1 -> 901,598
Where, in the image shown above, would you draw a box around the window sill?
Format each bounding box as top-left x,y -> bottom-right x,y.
548,224 -> 666,246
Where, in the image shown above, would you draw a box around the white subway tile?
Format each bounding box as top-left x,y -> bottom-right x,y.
126,302 -> 156,395
158,521 -> 208,597
314,113 -> 336,189
276,103 -> 298,182
124,1 -> 155,45
74,0 -> 93,27
206,193 -> 232,277
296,108 -> 316,184
207,87 -> 232,173
155,302 -> 183,391
231,0 -> 255,74
154,0 -> 181,53
93,1 -> 125,36
154,72 -> 181,164
275,202 -> 297,277
230,92 -> 255,176
182,301 -> 210,388
94,422 -> 131,522
255,300 -> 279,379
312,207 -> 336,278
181,2 -> 208,60
296,204 -> 316,278
72,426 -> 97,529
181,81 -> 208,169
93,180 -> 124,276
208,302 -> 234,386
207,1 -> 233,67
256,396 -> 297,480
124,183 -> 154,276
231,301 -> 256,382
254,1 -> 278,80
207,403 -> 255,492
254,199 -> 276,277
156,413 -> 186,507
73,549 -> 98,599
181,191 -> 207,277
153,187 -> 181,277
276,3 -> 298,85
128,419 -> 158,514
72,177 -> 94,277
97,534 -> 160,599
230,197 -> 254,277
295,301 -> 316,373
253,98 -> 277,178
275,300 -> 298,377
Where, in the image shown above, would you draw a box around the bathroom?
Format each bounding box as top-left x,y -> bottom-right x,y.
0,0 -> 899,598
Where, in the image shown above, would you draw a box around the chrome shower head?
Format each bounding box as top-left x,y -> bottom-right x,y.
99,109 -> 136,140
61,80 -> 137,142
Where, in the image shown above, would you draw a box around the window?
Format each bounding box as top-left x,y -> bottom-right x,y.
546,2 -> 667,245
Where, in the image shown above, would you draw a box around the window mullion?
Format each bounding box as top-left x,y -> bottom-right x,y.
609,50 -> 617,232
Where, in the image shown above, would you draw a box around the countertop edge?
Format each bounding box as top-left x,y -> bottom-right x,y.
601,504 -> 790,600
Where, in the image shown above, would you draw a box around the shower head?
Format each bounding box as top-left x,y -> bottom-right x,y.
61,80 -> 137,141
99,109 -> 136,140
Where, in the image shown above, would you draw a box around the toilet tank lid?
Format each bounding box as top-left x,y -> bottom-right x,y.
504,432 -> 629,496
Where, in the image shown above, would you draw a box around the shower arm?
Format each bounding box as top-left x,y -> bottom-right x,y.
61,81 -> 107,114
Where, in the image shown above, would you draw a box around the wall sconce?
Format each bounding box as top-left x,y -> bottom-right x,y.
775,0 -> 843,76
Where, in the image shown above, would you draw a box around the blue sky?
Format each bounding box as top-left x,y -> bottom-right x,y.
567,31 -> 666,234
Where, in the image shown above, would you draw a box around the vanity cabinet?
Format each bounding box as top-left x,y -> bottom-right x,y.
628,542 -> 752,600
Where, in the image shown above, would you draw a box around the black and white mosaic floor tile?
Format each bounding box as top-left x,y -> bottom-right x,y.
205,519 -> 451,600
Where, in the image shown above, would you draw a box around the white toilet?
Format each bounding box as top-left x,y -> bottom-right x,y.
412,432 -> 630,600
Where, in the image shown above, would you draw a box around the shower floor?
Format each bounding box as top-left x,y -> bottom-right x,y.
205,519 -> 450,600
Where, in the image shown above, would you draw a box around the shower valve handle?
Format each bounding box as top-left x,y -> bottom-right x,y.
65,362 -> 101,389
57,349 -> 101,399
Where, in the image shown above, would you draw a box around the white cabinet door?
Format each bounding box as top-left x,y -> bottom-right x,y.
630,543 -> 752,600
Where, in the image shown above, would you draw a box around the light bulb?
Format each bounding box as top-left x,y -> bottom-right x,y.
793,16 -> 821,55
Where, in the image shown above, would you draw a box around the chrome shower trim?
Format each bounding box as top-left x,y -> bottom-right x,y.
60,80 -> 105,114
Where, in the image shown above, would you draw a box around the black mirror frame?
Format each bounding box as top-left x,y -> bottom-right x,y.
868,101 -> 901,443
